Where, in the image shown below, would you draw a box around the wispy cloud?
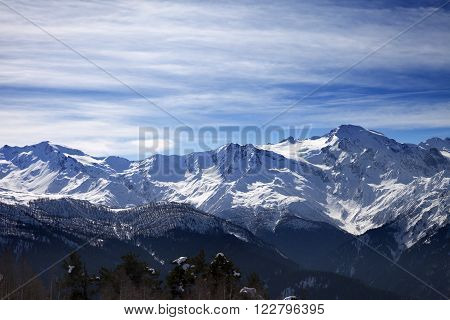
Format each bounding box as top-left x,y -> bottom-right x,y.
1,0 -> 449,157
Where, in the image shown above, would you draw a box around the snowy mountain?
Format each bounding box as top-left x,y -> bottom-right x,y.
258,125 -> 449,247
0,125 -> 448,250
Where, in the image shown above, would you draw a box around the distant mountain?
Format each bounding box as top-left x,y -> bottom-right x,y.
1,125 -> 448,251
419,137 -> 450,155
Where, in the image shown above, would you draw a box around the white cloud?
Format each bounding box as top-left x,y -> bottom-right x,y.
0,0 -> 449,155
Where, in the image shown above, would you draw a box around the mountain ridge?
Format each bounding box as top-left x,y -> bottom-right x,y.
1,125 -> 448,250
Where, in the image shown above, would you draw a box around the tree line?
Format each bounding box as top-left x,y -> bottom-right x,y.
0,250 -> 268,300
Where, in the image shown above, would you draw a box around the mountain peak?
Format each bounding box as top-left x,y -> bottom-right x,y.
328,125 -> 387,142
279,136 -> 296,144
419,137 -> 450,151
332,124 -> 369,136
33,141 -> 62,154
34,140 -> 52,146
217,142 -> 256,153
0,141 -> 54,154
6,141 -> 87,157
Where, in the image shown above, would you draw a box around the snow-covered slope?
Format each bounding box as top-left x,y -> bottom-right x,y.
259,125 -> 449,245
0,125 -> 448,248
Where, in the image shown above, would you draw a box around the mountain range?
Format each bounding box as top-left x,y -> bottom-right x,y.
0,125 -> 448,299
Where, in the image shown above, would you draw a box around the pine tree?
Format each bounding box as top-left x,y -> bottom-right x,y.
166,250 -> 209,299
98,253 -> 161,299
60,252 -> 90,299
243,272 -> 267,299
207,253 -> 240,299
189,250 -> 209,299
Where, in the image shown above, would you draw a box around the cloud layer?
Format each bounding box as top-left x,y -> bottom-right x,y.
1,0 -> 449,157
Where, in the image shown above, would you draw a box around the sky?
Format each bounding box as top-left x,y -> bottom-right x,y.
0,0 -> 449,159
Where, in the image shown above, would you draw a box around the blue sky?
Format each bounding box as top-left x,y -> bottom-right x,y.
0,0 -> 449,158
